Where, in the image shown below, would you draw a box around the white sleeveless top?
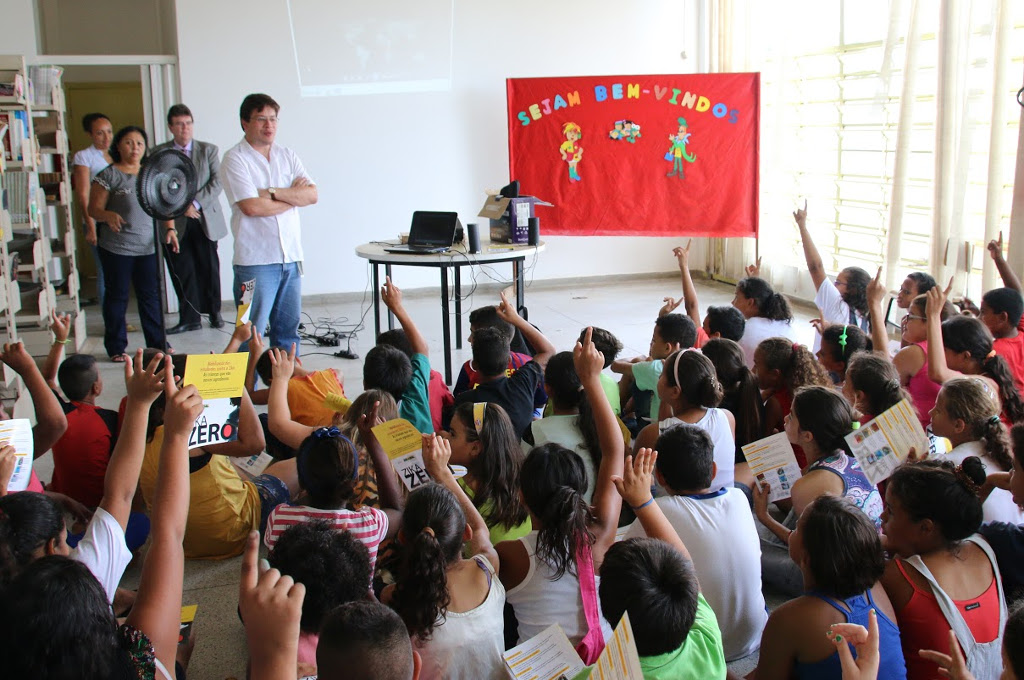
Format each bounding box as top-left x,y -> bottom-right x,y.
905,535 -> 1006,680
506,531 -> 613,646
416,556 -> 507,680
522,415 -> 597,503
660,408 -> 736,490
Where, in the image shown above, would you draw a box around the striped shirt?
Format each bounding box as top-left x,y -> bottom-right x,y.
263,505 -> 389,570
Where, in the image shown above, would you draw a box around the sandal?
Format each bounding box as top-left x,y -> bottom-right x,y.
110,354 -> 128,363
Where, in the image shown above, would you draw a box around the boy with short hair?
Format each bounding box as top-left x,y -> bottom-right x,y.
377,329 -> 453,433
579,326 -> 623,415
448,292 -> 555,439
454,304 -> 548,415
364,277 -> 433,434
981,232 -> 1024,392
42,313 -> 119,509
611,313 -> 697,430
596,448 -> 727,680
667,241 -> 745,346
249,331 -> 347,428
625,424 -> 766,661
317,600 -> 422,680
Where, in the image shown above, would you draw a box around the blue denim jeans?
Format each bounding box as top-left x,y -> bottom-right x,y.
233,262 -> 302,355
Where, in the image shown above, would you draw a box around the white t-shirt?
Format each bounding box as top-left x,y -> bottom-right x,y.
738,317 -> 798,368
72,145 -> 110,180
221,138 -> 312,266
71,507 -> 132,604
660,409 -> 736,491
814,279 -> 868,352
944,441 -> 1024,525
625,488 -> 766,661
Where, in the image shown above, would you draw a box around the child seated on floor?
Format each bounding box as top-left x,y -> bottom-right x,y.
668,240 -> 746,347
363,277 -> 433,434
41,312 -> 119,511
625,424 -> 765,662
754,495 -> 907,680
384,435 -> 507,680
578,326 -> 624,415
701,338 -> 761,492
979,231 -> 1024,392
377,328 -> 454,433
610,312 -> 697,433
453,303 -> 548,416
316,601 -> 422,680
979,422 -> 1024,604
448,291 -> 555,440
596,448 -> 727,679
816,324 -> 871,385
264,365 -> 403,572
267,520 -> 372,674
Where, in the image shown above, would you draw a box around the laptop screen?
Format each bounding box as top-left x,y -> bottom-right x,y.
409,211 -> 458,247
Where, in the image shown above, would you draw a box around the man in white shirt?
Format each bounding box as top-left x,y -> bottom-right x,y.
153,104 -> 229,334
221,93 -> 317,354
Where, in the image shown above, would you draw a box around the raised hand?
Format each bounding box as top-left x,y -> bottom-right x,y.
249,327 -> 265,358
495,289 -> 521,324
0,341 -> 35,376
49,311 -> 71,344
611,448 -> 657,508
573,327 -> 606,383
792,199 -> 808,229
745,256 -> 762,278
231,321 -> 253,346
162,359 -> 203,438
659,297 -> 683,317
380,276 -> 403,311
672,239 -> 692,271
422,432 -> 453,480
356,400 -> 384,441
826,608 -> 880,680
925,279 -> 952,319
987,230 -> 1004,261
867,267 -> 885,308
267,345 -> 296,383
124,349 -> 166,405
810,314 -> 830,337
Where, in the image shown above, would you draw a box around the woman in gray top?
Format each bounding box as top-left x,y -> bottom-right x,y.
88,126 -> 177,360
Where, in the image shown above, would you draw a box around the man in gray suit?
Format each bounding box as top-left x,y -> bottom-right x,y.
154,103 -> 228,332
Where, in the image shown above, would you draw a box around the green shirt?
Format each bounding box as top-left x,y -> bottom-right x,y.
399,353 -> 434,435
632,359 -> 664,422
599,372 -> 622,415
458,477 -> 532,555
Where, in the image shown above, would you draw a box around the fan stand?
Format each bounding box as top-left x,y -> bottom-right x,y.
151,217 -> 169,353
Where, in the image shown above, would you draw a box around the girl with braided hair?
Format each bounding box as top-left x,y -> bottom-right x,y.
929,377 -> 1022,524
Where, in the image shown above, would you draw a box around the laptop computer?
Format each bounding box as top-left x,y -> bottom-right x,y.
384,211 -> 459,254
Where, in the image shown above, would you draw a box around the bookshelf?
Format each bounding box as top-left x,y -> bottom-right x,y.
0,55 -> 86,366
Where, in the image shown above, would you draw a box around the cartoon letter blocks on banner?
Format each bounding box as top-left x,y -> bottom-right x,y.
507,74 -> 759,238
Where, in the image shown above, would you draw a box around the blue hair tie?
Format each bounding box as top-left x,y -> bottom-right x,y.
298,428 -> 360,490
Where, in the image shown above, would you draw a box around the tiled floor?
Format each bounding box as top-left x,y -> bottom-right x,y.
49,273 -> 818,679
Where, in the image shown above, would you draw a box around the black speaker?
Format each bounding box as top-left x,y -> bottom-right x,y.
528,217 -> 540,246
467,223 -> 480,254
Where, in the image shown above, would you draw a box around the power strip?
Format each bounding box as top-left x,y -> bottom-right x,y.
334,349 -> 359,360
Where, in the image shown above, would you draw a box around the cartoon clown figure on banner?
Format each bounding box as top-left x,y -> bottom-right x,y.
559,122 -> 583,182
666,116 -> 696,178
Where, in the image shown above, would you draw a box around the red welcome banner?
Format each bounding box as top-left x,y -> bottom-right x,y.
507,73 -> 759,238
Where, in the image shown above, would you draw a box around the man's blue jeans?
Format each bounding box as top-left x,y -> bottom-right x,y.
233,262 -> 302,355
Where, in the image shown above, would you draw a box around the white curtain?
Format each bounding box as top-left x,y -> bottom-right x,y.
710,0 -> 1023,304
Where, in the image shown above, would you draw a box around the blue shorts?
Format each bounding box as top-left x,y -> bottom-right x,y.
253,474 -> 290,534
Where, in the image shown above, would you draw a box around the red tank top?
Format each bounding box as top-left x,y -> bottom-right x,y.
893,558 -> 1000,679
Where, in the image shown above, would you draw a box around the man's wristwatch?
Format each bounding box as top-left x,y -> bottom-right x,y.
268,187 -> 277,201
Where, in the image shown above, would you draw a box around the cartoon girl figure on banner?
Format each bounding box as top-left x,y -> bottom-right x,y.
666,116 -> 696,178
560,122 -> 583,182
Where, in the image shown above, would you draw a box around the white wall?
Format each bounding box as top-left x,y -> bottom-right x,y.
7,0 -> 38,55
175,0 -> 705,297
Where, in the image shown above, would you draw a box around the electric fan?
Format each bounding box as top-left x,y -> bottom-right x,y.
136,149 -> 198,350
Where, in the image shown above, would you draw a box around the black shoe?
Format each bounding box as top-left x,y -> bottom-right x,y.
166,321 -> 202,335
209,312 -> 224,329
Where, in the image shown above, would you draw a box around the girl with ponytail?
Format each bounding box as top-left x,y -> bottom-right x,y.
497,329 -> 624,658
753,337 -> 833,467
703,338 -> 763,490
634,348 -> 737,491
929,377 -> 1022,524
385,434 -> 506,679
754,386 -> 882,596
523,351 -> 622,503
881,458 -> 1006,680
447,400 -> 530,544
926,285 -> 1024,425
817,324 -> 871,384
733,276 -> 799,367
844,352 -> 913,424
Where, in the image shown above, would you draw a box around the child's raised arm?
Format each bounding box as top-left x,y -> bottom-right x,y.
866,267 -> 892,356
1,341 -> 67,456
100,350 -> 165,530
224,321 -> 254,354
423,432 -> 499,571
673,240 -> 703,330
988,231 -> 1022,293
576,327 -> 624,562
204,388 -> 265,458
925,281 -> 960,384
266,345 -> 315,450
239,531 -> 305,680
496,289 -> 555,369
126,359 -> 203,674
42,312 -> 72,391
381,277 -> 428,357
244,327 -> 268,404
793,200 -> 828,291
